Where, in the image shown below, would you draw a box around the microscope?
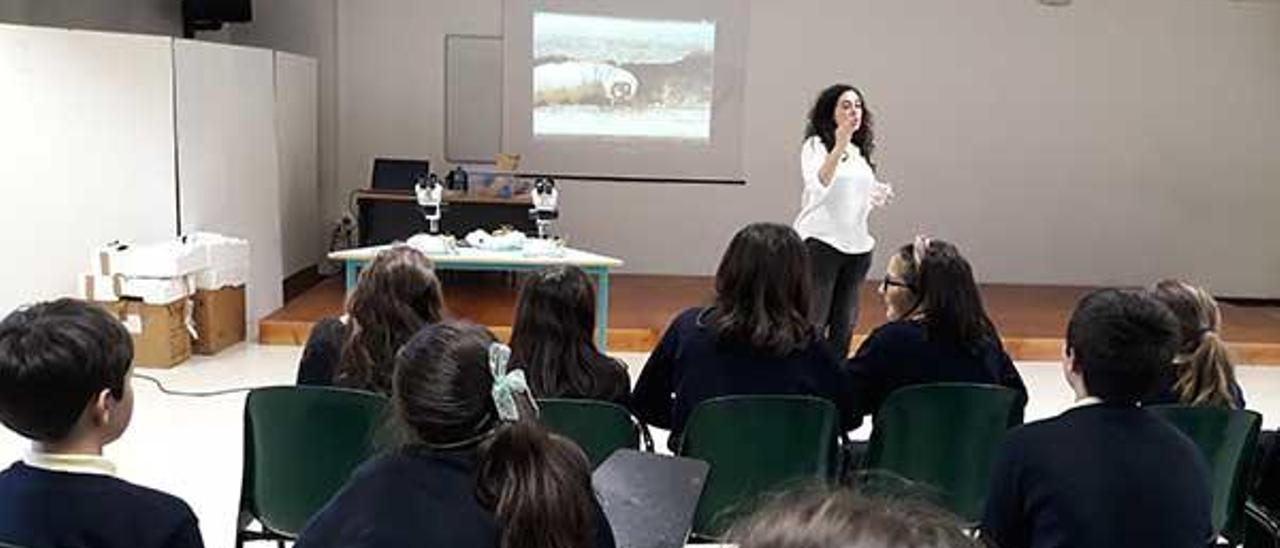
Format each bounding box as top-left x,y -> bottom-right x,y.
414,172 -> 445,234
529,177 -> 559,239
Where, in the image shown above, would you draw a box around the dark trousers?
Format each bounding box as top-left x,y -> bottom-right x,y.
805,238 -> 873,359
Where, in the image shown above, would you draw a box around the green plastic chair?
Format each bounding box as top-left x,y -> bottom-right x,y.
537,398 -> 653,468
1149,405 -> 1262,543
237,386 -> 390,546
678,395 -> 839,539
862,383 -> 1022,524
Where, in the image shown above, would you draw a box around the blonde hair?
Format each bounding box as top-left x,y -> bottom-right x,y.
729,487 -> 976,548
1149,280 -> 1240,408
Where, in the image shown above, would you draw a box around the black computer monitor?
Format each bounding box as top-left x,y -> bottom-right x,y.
371,158 -> 430,192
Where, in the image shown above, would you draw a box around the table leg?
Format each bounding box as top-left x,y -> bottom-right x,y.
345,260 -> 359,295
594,268 -> 610,352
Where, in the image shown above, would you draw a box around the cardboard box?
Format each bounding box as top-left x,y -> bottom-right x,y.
81,274 -> 124,302
192,285 -> 246,355
99,299 -> 192,369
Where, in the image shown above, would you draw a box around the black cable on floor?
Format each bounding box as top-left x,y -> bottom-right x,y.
132,372 -> 257,398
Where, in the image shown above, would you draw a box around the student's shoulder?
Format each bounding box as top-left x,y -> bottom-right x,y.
868,320 -> 927,340
667,307 -> 707,332
858,320 -> 927,353
312,317 -> 347,338
999,413 -> 1077,453
108,478 -> 200,526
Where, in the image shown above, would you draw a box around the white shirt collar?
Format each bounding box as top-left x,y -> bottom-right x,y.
1067,396 -> 1104,412
23,451 -> 117,477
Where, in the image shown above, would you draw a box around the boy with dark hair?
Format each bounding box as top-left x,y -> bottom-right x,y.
980,289 -> 1212,548
0,299 -> 203,548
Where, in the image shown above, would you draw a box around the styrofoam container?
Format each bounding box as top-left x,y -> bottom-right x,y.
193,266 -> 249,291
96,241 -> 208,278
80,274 -> 194,305
182,232 -> 250,271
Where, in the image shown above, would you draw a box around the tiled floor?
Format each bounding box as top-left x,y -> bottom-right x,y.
2,344 -> 1278,548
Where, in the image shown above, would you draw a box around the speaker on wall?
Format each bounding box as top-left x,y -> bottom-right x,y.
183,0 -> 253,37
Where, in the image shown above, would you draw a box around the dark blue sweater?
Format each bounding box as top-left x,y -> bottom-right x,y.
981,404 -> 1213,548
846,320 -> 1027,427
631,307 -> 855,445
0,462 -> 203,548
296,446 -> 615,548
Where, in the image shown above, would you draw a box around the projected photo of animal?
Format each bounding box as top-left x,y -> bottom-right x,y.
534,61 -> 640,107
531,12 -> 716,139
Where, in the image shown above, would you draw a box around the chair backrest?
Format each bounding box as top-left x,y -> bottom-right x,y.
241,385 -> 391,537
538,398 -> 641,468
863,383 -> 1022,523
678,395 -> 838,539
1148,405 -> 1262,539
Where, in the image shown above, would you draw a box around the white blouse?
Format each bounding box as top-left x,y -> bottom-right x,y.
793,135 -> 878,254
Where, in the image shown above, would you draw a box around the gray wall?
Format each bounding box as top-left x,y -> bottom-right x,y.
334,0 -> 1280,297
0,0 -> 182,35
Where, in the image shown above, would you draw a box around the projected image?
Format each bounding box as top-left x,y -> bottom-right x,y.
533,12 -> 715,140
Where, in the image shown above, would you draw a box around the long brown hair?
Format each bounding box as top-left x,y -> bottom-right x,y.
509,266 -> 628,402
338,245 -> 444,393
393,321 -> 599,548
1149,280 -> 1240,408
729,487 -> 977,548
706,223 -> 815,357
892,239 -> 1002,355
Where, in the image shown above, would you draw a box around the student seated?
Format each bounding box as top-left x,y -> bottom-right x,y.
980,289 -> 1212,548
632,223 -> 854,447
295,321 -> 614,548
729,487 -> 977,548
508,266 -> 630,407
0,299 -> 203,548
846,238 -> 1026,426
1143,279 -> 1245,408
295,245 -> 445,393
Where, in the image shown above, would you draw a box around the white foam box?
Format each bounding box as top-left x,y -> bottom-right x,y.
80,274 -> 193,305
95,241 -> 208,278
182,232 -> 250,271
193,266 -> 248,291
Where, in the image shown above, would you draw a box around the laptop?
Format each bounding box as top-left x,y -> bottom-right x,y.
371,158 -> 430,191
592,449 -> 710,548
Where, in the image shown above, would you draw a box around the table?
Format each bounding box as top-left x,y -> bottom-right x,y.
328,245 -> 624,349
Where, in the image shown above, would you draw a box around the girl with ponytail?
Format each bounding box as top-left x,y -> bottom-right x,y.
1144,280 -> 1245,409
296,321 -> 615,548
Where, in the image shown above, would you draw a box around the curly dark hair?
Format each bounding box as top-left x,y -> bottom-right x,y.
337,245 -> 445,393
804,84 -> 877,171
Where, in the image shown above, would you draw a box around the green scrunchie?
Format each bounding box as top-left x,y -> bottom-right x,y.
489,342 -> 535,421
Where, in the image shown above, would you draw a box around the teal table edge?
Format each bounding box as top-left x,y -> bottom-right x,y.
344,258 -> 613,350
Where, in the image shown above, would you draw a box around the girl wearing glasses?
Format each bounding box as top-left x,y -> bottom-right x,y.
845,238 -> 1026,426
